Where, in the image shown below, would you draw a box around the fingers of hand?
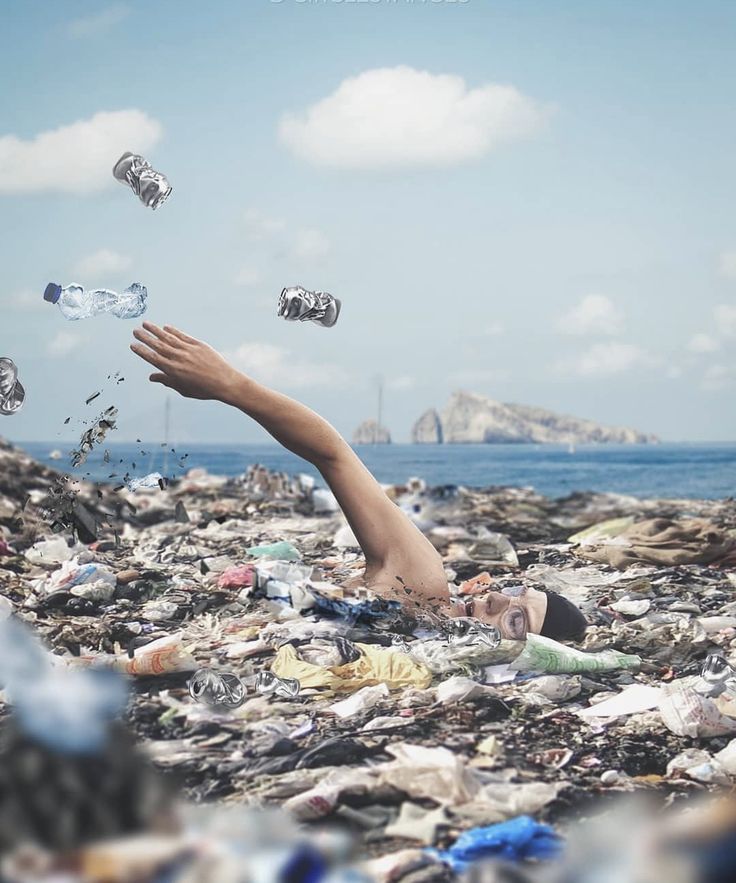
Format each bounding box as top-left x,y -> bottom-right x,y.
133,327 -> 177,359
142,321 -> 181,349
130,342 -> 169,370
163,325 -> 198,345
149,373 -> 171,387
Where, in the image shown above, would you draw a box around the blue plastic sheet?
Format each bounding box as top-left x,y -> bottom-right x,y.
309,592 -> 402,625
429,815 -> 562,872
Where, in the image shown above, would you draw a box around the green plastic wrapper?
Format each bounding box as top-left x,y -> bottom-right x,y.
510,633 -> 641,674
246,540 -> 301,561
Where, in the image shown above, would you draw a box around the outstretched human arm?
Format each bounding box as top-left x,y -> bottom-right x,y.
130,323 -> 449,608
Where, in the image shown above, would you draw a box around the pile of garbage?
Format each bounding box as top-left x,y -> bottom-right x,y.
2,436 -> 736,880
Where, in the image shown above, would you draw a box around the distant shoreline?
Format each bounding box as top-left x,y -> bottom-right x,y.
8,440 -> 736,501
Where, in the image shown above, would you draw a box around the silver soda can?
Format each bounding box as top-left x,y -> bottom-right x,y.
112,151 -> 172,210
0,358 -> 25,416
278,286 -> 342,328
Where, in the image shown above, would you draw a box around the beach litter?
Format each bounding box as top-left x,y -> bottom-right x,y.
3,439 -> 736,874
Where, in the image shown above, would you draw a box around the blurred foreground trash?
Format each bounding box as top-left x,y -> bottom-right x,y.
0,617 -> 128,754
429,815 -> 562,873
113,151 -> 172,209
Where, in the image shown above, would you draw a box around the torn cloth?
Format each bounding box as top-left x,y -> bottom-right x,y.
575,518 -> 736,569
271,642 -> 432,693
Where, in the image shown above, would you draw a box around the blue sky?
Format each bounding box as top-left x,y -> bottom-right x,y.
2,0 -> 736,444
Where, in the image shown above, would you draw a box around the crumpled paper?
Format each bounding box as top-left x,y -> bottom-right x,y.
658,677 -> 736,738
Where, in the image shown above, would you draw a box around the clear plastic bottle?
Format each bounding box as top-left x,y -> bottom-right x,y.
43,282 -> 147,320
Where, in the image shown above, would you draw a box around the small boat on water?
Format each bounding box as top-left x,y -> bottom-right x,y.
48,449 -> 62,460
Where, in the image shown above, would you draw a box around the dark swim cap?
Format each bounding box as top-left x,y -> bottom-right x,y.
540,591 -> 588,641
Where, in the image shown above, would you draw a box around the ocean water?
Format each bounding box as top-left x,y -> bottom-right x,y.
16,441 -> 736,501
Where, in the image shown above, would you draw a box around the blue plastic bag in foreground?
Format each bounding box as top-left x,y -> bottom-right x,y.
428,815 -> 562,872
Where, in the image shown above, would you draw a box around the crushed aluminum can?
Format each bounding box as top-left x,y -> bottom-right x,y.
0,358 -> 25,416
445,617 -> 501,649
277,286 -> 342,328
696,653 -> 736,696
254,670 -> 301,699
188,668 -> 246,708
113,151 -> 172,210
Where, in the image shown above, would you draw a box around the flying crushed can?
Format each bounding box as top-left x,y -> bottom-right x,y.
278,286 -> 342,328
0,358 -> 25,416
112,151 -> 172,210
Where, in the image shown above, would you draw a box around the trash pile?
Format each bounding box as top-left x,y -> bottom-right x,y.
2,436 -> 736,879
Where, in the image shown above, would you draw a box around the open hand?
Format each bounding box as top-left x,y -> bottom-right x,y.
130,323 -> 242,403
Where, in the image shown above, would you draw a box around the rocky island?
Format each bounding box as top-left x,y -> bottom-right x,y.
352,419 -> 392,444
412,391 -> 657,445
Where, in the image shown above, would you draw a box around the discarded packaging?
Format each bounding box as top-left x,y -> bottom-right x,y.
113,151 -> 172,209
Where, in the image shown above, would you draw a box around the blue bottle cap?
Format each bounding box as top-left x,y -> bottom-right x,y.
44,283 -> 62,304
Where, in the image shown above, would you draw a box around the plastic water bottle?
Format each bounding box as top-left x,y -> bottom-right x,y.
43,282 -> 147,320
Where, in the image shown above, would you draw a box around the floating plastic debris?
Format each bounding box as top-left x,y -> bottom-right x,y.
112,151 -> 172,210
278,286 -> 341,328
44,282 -> 147,321
0,357 -> 25,416
125,472 -> 168,492
71,406 -> 118,468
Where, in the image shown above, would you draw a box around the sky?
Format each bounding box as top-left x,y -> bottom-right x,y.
1,0 -> 736,445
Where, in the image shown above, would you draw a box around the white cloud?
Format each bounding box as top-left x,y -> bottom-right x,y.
687,332 -> 720,354
386,375 -> 416,391
293,228 -> 331,261
243,207 -> 331,265
715,304 -> 736,337
279,66 -> 550,169
482,322 -> 505,337
244,209 -> 286,240
702,364 -> 734,391
558,294 -> 623,336
450,368 -> 511,385
234,266 -> 262,288
73,248 -> 131,279
0,110 -> 163,195
67,4 -> 130,38
5,289 -> 45,312
226,342 -> 347,389
718,251 -> 736,280
571,342 -> 650,377
47,331 -> 83,358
